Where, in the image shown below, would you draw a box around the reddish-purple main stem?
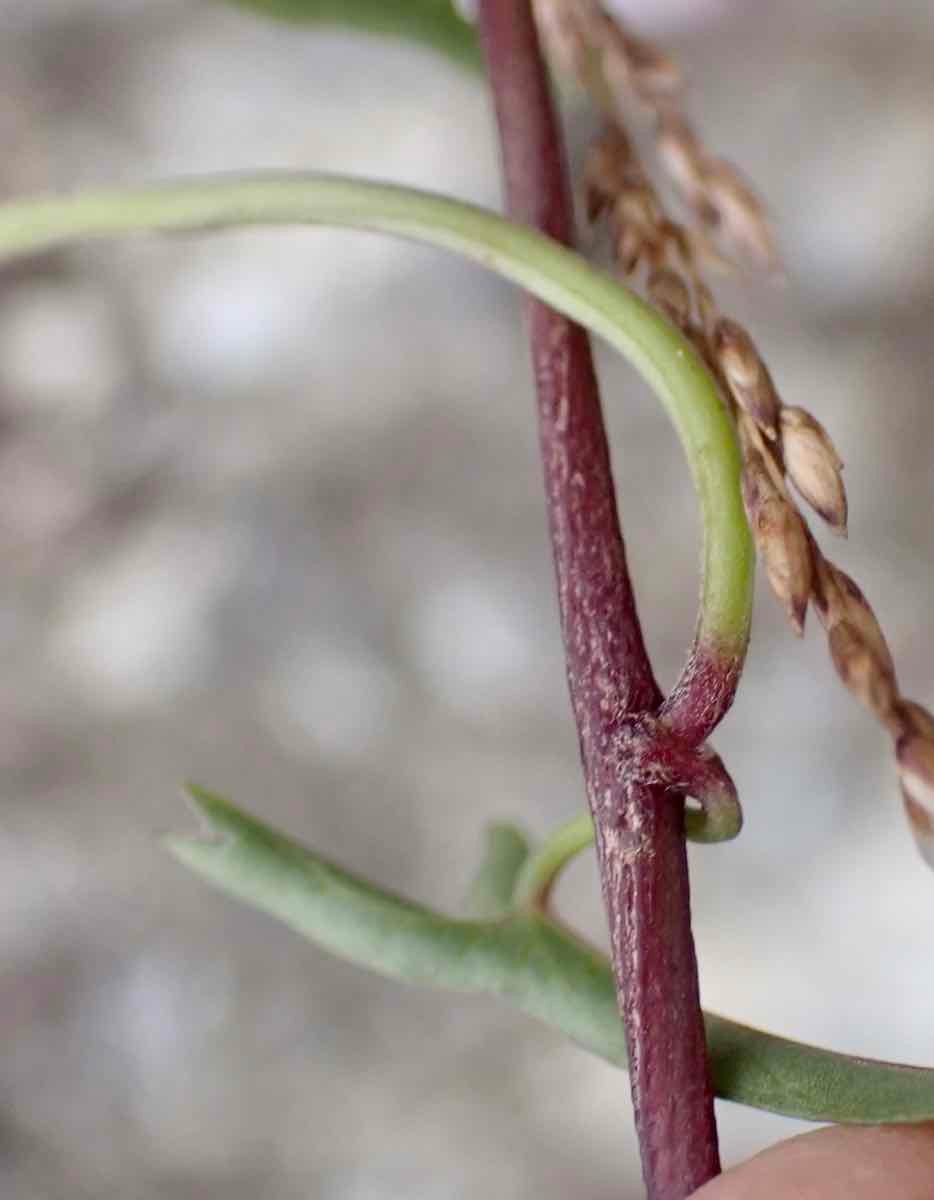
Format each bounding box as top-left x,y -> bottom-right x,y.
476,2 -> 720,1195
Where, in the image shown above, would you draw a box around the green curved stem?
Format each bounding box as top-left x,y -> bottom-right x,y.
167,787 -> 934,1125
512,796 -> 740,911
513,813 -> 594,910
223,0 -> 480,67
0,172 -> 752,664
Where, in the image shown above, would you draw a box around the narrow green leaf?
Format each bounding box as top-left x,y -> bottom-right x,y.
221,0 -> 480,68
704,1015 -> 934,1125
168,788 -> 934,1124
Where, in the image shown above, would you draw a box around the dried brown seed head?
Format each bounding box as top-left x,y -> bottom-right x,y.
813,557 -> 855,625
894,699 -> 934,741
703,159 -> 778,270
902,791 -> 934,869
715,318 -> 759,386
610,184 -> 665,272
780,406 -> 848,534
694,283 -> 718,337
532,0 -> 594,78
584,126 -> 639,221
616,30 -> 684,101
742,455 -> 812,634
600,42 -> 637,114
647,266 -> 691,327
572,0 -> 609,41
828,620 -> 898,720
582,130 -> 644,213
615,222 -> 644,274
763,502 -> 813,635
897,734 -> 934,866
781,406 -> 843,469
615,184 -> 662,233
683,321 -> 717,372
658,218 -> 690,261
585,184 -> 608,225
685,229 -> 739,277
897,734 -> 934,805
814,559 -> 895,680
714,319 -> 780,439
739,445 -> 776,513
656,116 -> 707,209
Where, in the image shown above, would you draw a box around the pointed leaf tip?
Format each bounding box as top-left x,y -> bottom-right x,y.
163,784 -> 242,870
181,782 -> 246,837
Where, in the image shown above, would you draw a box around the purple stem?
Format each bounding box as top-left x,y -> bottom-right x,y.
662,643 -> 744,747
476,2 -> 721,1195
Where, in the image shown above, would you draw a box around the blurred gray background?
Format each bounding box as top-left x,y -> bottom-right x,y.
0,0 -> 932,1195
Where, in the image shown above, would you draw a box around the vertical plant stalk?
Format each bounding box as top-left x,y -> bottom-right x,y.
476,2 -> 720,1195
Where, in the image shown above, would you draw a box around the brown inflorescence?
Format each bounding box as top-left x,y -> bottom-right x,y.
780,406 -> 848,533
714,318 -> 781,440
740,445 -> 812,635
533,0 -> 934,868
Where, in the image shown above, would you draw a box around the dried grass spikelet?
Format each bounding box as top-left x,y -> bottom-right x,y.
714,319 -> 781,439
656,115 -> 710,216
827,621 -> 898,721
584,124 -> 639,220
654,118 -> 777,271
895,699 -> 934,741
896,733 -> 934,868
614,224 -> 645,275
602,22 -> 684,104
533,0 -> 683,114
815,557 -> 934,864
531,0 -> 595,78
897,734 -> 934,808
780,406 -> 848,534
741,449 -> 812,633
892,698 -> 934,868
694,282 -> 718,338
537,0 -> 778,273
584,126 -> 668,274
613,190 -> 666,273
814,558 -> 895,680
647,266 -> 691,328
614,184 -> 664,240
701,158 -> 778,271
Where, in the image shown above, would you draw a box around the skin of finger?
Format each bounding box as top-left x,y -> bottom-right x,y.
693,1123 -> 934,1199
